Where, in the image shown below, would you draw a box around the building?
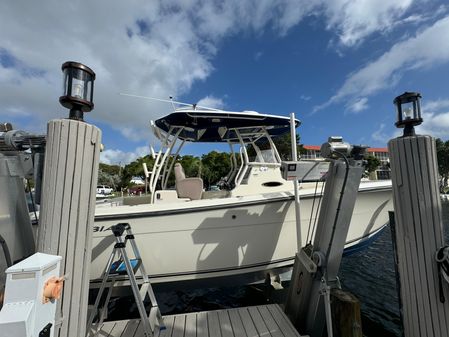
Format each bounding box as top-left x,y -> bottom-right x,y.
302,145 -> 390,180
130,176 -> 145,185
368,147 -> 390,180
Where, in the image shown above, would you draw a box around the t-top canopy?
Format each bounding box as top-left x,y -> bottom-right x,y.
154,108 -> 301,142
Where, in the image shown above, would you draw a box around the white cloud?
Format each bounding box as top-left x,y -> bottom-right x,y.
100,146 -> 149,165
119,126 -> 149,142
371,123 -> 401,143
300,94 -> 311,101
417,112 -> 449,139
423,99 -> 449,112
196,96 -> 226,109
314,15 -> 449,113
346,97 -> 369,113
415,99 -> 449,139
324,0 -> 415,47
0,0 -> 426,147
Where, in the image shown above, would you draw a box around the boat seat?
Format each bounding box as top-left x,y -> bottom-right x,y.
174,163 -> 203,200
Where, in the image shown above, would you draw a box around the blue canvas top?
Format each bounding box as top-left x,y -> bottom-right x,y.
154,108 -> 300,142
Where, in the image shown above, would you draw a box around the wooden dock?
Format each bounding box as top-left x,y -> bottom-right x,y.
90,304 -> 306,337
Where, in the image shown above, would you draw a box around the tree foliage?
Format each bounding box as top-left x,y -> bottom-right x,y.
201,151 -> 231,187
180,155 -> 201,177
246,133 -> 304,161
436,138 -> 449,191
121,155 -> 155,188
364,155 -> 381,173
436,138 -> 449,177
272,133 -> 304,160
98,163 -> 122,190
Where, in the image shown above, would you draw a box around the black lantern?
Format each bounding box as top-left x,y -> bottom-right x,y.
393,92 -> 422,137
59,61 -> 96,121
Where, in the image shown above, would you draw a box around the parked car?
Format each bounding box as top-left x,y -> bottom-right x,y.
128,185 -> 146,195
97,185 -> 113,195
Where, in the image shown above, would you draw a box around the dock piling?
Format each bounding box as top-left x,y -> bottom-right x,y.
37,119 -> 101,337
330,289 -> 362,337
388,92 -> 449,337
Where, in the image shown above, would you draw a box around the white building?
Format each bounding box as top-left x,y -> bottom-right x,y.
130,176 -> 145,185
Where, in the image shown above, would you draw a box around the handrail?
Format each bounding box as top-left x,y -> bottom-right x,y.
148,126 -> 183,203
235,147 -> 248,186
162,138 -> 185,189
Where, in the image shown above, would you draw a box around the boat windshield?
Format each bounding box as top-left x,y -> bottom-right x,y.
258,149 -> 277,163
246,145 -> 278,164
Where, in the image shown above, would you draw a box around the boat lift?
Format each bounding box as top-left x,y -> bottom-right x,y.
282,136 -> 367,337
0,124 -> 46,268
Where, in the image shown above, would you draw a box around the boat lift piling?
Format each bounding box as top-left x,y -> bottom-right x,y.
388,92 -> 449,337
283,137 -> 366,337
37,62 -> 101,337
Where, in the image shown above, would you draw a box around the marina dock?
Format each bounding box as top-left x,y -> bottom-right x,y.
91,304 -> 304,337
1,61 -> 448,337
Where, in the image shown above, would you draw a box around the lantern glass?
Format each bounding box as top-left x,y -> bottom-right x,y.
394,92 -> 422,128
402,102 -> 414,120
66,68 -> 93,102
59,61 -> 96,119
62,70 -> 69,96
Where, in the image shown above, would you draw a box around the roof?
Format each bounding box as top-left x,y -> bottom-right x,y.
368,147 -> 388,153
303,145 -> 321,151
154,108 -> 300,142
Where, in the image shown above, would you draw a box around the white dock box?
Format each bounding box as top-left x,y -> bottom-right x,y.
0,253 -> 62,337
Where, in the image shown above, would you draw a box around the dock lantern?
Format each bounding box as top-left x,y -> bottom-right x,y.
59,61 -> 96,121
393,91 -> 422,137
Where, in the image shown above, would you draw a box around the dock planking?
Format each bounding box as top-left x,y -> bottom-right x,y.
92,304 -> 307,337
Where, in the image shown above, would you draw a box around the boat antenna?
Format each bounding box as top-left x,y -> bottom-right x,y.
119,92 -> 219,111
169,96 -> 176,111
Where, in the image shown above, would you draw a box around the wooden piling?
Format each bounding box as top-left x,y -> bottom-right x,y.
330,289 -> 362,337
37,119 -> 101,337
388,135 -> 449,337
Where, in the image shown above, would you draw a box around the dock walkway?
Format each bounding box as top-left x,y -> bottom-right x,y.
91,304 -> 305,337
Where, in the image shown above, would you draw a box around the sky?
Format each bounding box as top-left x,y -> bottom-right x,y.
1,0 -> 449,164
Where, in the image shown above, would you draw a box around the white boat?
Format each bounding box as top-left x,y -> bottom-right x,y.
91,107 -> 392,285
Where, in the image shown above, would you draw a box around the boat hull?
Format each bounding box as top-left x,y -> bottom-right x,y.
91,182 -> 392,285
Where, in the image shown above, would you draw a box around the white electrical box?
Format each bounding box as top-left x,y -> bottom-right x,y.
280,160 -> 330,182
0,253 -> 62,337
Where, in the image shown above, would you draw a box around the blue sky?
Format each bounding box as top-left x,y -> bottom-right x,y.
1,1 -> 449,164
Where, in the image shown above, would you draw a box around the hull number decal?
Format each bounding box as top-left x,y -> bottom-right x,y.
93,226 -> 114,232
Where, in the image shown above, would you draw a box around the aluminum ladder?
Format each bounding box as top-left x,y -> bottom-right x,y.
87,223 -> 165,337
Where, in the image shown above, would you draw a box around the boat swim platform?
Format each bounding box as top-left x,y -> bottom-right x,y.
91,304 -> 308,337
